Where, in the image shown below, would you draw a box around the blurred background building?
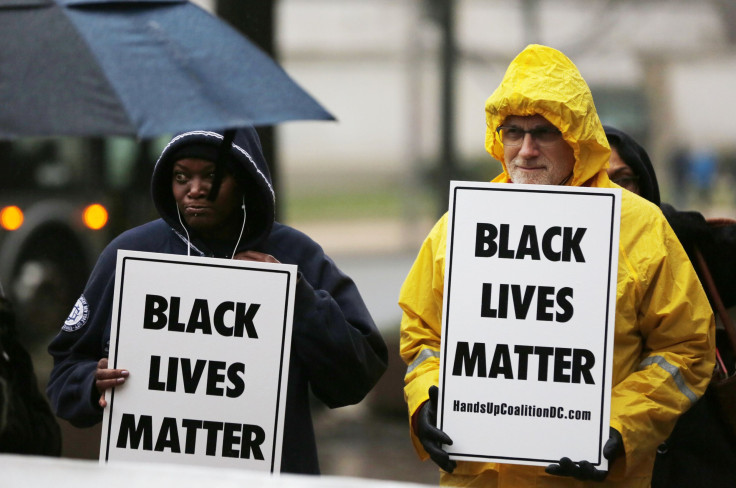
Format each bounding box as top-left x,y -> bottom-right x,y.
1,0 -> 735,484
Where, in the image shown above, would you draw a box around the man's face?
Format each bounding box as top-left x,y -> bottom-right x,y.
502,115 -> 576,185
171,158 -> 243,240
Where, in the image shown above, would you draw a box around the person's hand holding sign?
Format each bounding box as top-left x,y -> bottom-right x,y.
234,251 -> 280,264
95,358 -> 129,408
416,385 -> 457,473
545,428 -> 624,481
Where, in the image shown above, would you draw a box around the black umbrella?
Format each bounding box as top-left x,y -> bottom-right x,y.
0,0 -> 334,139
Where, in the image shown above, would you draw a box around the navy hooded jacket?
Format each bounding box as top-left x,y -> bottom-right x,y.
47,127 -> 388,474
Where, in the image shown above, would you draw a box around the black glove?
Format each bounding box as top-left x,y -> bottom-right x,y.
545,427 -> 623,481
416,385 -> 456,473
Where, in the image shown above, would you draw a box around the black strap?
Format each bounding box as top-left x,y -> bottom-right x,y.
694,246 -> 736,368
207,129 -> 236,201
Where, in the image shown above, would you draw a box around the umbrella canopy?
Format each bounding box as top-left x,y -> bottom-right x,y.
0,0 -> 334,139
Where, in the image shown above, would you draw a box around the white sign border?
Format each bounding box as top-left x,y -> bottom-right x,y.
100,250 -> 296,474
438,181 -> 620,467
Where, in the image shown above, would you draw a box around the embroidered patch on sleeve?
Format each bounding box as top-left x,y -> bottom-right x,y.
62,295 -> 90,332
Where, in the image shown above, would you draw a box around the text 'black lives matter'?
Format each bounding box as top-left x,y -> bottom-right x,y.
116,414 -> 265,460
143,294 -> 260,338
480,283 -> 573,322
452,342 -> 595,384
148,356 -> 246,397
475,223 -> 587,262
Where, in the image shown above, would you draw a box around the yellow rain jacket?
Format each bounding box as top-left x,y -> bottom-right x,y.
399,44 -> 715,487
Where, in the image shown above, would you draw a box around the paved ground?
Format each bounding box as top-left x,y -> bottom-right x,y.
314,405 -> 437,485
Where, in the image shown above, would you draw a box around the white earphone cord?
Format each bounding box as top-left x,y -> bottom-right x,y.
176,204 -> 192,257
231,196 -> 247,259
175,198 -> 245,259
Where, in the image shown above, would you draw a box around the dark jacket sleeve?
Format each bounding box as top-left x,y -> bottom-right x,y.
46,242 -> 118,428
265,224 -> 388,408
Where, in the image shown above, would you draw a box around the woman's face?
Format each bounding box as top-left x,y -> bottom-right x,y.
171,158 -> 243,240
607,147 -> 640,195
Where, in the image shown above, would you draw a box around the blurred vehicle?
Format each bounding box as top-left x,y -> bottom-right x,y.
0,136 -> 165,376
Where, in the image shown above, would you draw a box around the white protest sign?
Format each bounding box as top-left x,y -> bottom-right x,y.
100,250 -> 296,474
438,181 -> 620,468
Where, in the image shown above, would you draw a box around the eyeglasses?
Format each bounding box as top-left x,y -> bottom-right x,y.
495,125 -> 563,147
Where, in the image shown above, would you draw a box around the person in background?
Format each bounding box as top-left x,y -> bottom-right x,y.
603,126 -> 660,205
605,125 -> 736,310
46,127 -> 388,474
604,125 -> 736,488
399,44 -> 715,487
0,287 -> 61,456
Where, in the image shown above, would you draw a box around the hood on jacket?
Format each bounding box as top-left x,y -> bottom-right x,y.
484,44 -> 611,187
603,125 -> 661,206
151,127 -> 276,250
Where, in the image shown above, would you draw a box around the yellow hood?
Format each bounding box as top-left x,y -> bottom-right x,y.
485,44 -> 611,187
